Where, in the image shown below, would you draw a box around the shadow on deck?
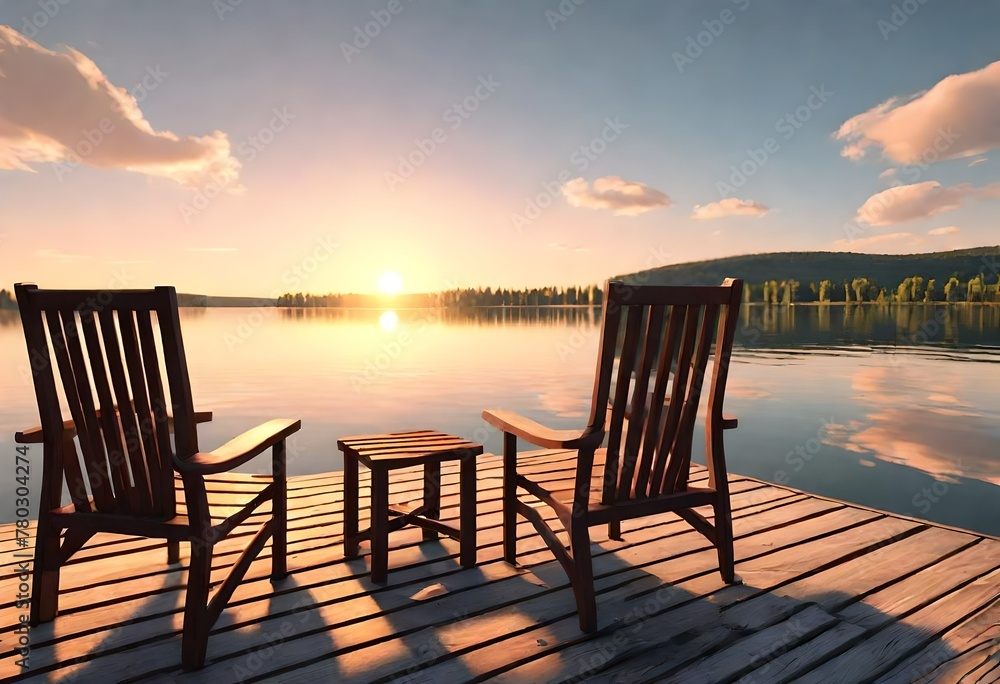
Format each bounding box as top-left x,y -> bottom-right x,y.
0,450 -> 997,683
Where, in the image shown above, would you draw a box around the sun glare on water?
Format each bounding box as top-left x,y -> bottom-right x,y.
377,271 -> 403,296
379,311 -> 399,332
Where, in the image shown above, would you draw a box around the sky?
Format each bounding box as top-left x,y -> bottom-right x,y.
1,1 -> 999,297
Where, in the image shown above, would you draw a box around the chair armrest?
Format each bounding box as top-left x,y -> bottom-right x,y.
175,418 -> 301,475
15,410 -> 214,444
482,409 -> 603,450
721,414 -> 738,429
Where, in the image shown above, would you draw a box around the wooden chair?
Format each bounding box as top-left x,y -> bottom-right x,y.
13,284 -> 301,670
483,279 -> 743,632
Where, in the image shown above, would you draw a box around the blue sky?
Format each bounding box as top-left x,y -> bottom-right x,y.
1,1 -> 999,295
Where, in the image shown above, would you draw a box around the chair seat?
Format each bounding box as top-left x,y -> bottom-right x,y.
518,449 -> 716,516
517,449 -> 610,508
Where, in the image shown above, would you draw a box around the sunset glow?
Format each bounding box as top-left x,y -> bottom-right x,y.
0,5 -> 997,297
377,272 -> 403,296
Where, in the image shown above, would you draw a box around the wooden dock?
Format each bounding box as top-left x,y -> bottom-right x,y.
0,449 -> 997,683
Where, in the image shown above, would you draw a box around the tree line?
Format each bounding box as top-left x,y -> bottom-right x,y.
0,289 -> 15,309
746,273 -> 1000,304
276,285 -> 603,308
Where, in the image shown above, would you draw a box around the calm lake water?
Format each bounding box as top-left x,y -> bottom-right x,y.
1,304 -> 998,536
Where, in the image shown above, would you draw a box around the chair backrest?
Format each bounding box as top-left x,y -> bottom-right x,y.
584,279 -> 743,504
15,284 -> 198,517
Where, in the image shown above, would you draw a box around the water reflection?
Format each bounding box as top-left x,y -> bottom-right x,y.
820,365 -> 1000,487
739,302 -> 1000,351
379,311 -> 399,333
276,305 -> 601,328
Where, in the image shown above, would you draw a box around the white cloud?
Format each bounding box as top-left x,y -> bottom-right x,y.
879,168 -> 897,180
968,157 -> 987,167
36,249 -> 91,261
691,197 -> 769,220
0,26 -> 240,187
855,180 -> 1000,226
928,225 -> 960,235
835,60 -> 1000,164
561,176 -> 672,216
833,232 -> 921,250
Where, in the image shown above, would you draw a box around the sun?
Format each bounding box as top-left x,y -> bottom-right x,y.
377,271 -> 403,296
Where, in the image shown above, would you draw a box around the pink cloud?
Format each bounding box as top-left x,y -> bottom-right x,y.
928,225 -> 960,235
833,232 -> 921,250
0,26 -> 240,187
835,60 -> 1000,164
855,181 -> 1000,226
691,197 -> 769,220
561,176 -> 672,216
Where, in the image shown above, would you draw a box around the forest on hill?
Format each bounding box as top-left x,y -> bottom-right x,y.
618,247 -> 1000,303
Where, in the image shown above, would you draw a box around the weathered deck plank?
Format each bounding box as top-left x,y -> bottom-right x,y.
0,449 -> 995,683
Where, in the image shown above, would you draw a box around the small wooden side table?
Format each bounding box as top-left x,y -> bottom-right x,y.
338,430 -> 484,583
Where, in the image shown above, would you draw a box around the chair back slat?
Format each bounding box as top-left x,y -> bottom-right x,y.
137,311 -> 177,516
663,303 -> 719,495
117,310 -> 160,515
600,305 -> 642,505
155,287 -> 199,459
91,309 -> 147,514
15,285 -> 195,520
617,304 -> 664,500
634,303 -> 684,497
584,280 -> 743,507
77,309 -> 136,512
47,309 -> 119,512
651,304 -> 700,497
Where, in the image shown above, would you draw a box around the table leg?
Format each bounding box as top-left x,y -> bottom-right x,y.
423,461 -> 441,542
343,450 -> 359,558
370,467 -> 389,584
460,454 -> 477,568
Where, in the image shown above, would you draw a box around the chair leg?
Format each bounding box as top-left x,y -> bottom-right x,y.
570,518 -> 597,633
343,450 -> 360,559
370,467 -> 389,584
502,432 -> 518,566
29,518 -> 61,625
715,500 -> 736,584
607,520 -> 622,541
181,539 -> 214,670
459,454 -> 477,569
167,540 -> 181,565
271,440 -> 288,581
422,461 -> 441,542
